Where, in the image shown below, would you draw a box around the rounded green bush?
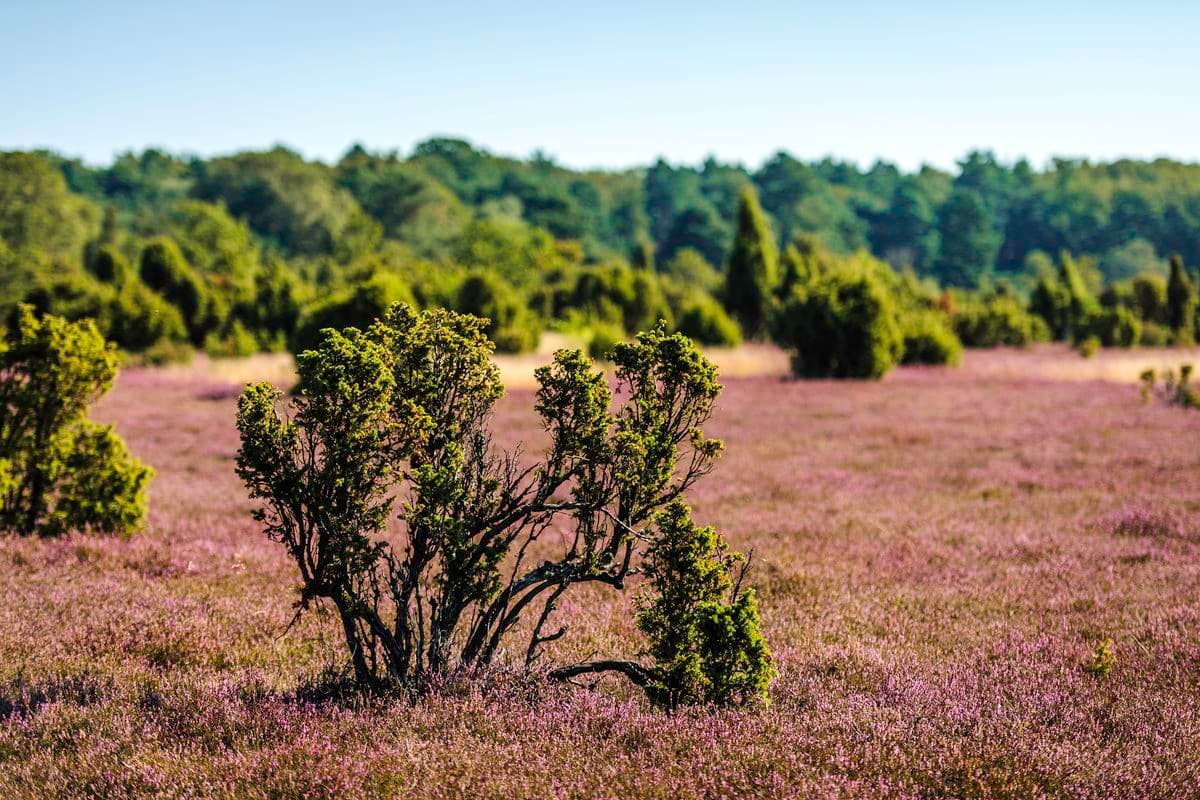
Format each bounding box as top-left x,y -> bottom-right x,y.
772,272 -> 903,379
954,299 -> 1051,347
1077,306 -> 1141,348
586,323 -> 624,361
900,311 -> 963,366
292,271 -> 415,354
455,270 -> 540,354
676,293 -> 742,347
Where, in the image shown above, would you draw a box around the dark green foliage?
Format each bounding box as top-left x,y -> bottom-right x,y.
454,271 -> 540,353
453,217 -> 575,290
291,270 -> 415,354
954,298 -> 1050,347
722,187 -> 779,338
193,147 -> 375,258
204,320 -> 260,359
0,152 -> 99,261
245,260 -> 309,350
558,262 -> 672,334
661,248 -> 722,294
336,152 -> 468,255
11,139 -> 1200,360
1130,274 -> 1168,325
933,189 -> 998,288
1029,253 -> 1097,340
108,281 -> 189,352
900,311 -> 963,366
585,322 -> 623,361
139,237 -> 224,345
631,239 -> 655,271
1166,255 -> 1197,345
1139,321 -> 1172,347
674,292 -> 742,347
44,420 -> 153,536
772,272 -> 903,379
0,306 -> 151,536
89,245 -> 133,287
1077,306 -> 1141,348
237,307 -> 768,704
1030,273 -> 1073,340
636,501 -> 774,708
777,236 -> 821,300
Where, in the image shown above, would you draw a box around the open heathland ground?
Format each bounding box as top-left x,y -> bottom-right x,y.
1,345 -> 1199,799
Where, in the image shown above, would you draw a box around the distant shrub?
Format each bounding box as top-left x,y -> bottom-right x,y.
89,245 -> 134,288
1030,254 -> 1097,340
1166,255 -> 1196,345
455,270 -> 540,353
245,260 -> 308,349
586,322 -> 623,361
204,319 -> 259,359
1076,336 -> 1100,358
561,262 -> 672,334
675,292 -> 742,347
237,308 -> 771,705
1139,321 -> 1171,347
0,306 -> 151,536
108,281 -> 189,353
140,338 -> 194,366
661,248 -> 722,293
139,237 -> 224,345
1141,364 -> 1200,409
1076,307 -> 1141,348
1130,274 -> 1168,325
954,299 -> 1050,348
291,270 -> 415,354
900,311 -> 962,366
771,273 -> 903,379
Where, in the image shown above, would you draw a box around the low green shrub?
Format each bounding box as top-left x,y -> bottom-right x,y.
900,311 -> 962,366
675,293 -> 742,347
954,299 -> 1050,347
771,272 -> 903,379
0,306 -> 152,536
455,270 -> 540,354
1076,307 -> 1141,348
586,323 -> 624,361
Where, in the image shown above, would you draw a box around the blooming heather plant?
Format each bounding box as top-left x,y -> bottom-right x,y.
0,305 -> 152,536
236,304 -> 772,704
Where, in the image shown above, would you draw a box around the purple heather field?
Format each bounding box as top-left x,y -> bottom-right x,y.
1,347 -> 1199,799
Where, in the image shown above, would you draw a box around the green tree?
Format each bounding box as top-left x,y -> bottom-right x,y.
236,309 -> 768,703
291,270 -> 415,354
933,189 -> 999,288
0,306 -> 152,536
139,237 -> 224,345
0,152 -> 99,261
722,186 -> 779,338
1166,255 -> 1197,345
454,271 -> 540,353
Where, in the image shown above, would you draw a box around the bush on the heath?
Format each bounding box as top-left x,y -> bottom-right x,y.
0,306 -> 152,536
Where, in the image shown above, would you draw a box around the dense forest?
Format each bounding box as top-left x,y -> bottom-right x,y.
3,139 -> 1200,368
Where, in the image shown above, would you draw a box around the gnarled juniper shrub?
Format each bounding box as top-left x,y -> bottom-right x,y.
0,305 -> 152,536
236,304 -> 773,707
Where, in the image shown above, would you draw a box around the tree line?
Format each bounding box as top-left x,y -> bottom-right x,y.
3,140 -> 1200,373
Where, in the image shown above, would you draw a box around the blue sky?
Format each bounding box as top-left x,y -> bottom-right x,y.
2,1 -> 1197,171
